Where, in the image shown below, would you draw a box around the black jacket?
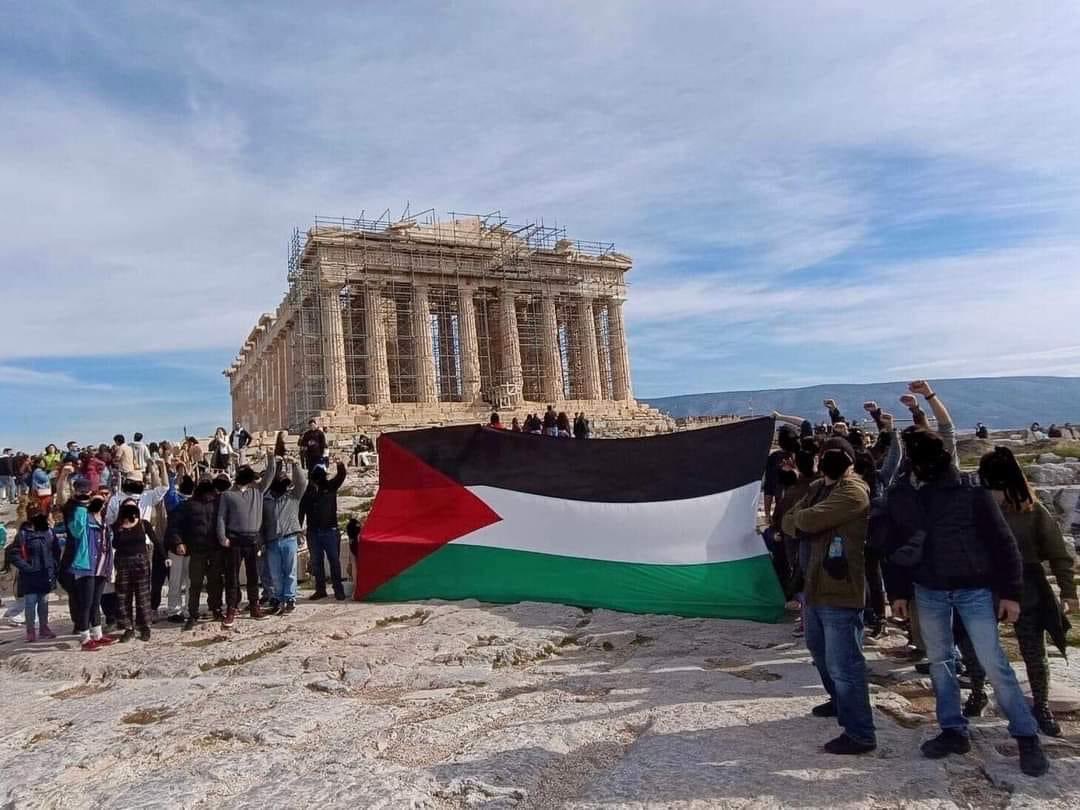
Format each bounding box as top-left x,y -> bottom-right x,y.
879,468 -> 1023,602
165,486 -> 220,553
299,463 -> 346,531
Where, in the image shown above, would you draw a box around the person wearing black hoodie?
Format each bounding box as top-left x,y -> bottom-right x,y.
112,501 -> 163,642
299,460 -> 347,600
167,478 -> 226,630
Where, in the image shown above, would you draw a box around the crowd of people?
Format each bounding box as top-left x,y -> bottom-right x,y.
762,380 -> 1077,776
3,389 -> 1078,779
1,419 -> 355,650
490,405 -> 592,438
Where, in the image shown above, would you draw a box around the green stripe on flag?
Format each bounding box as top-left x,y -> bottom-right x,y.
365,544 -> 785,622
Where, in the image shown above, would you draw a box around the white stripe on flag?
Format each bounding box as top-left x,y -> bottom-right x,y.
454,482 -> 763,566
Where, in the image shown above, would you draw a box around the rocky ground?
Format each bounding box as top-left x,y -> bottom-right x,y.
2,440 -> 1079,808
1,593 -> 1078,809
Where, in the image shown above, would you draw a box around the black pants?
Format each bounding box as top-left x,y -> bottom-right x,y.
188,549 -> 225,619
73,575 -> 106,633
59,571 -> 81,629
864,548 -> 886,624
225,538 -> 260,609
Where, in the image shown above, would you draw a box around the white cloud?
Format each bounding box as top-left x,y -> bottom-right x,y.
2,1 -> 1080,396
0,364 -> 114,391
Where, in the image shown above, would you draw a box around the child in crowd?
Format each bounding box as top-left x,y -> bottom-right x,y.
10,513 -> 61,642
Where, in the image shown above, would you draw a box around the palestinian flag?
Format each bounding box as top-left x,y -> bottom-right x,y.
355,418 -> 783,621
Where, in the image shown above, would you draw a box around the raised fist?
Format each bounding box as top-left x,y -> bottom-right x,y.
899,394 -> 918,409
862,401 -> 878,412
908,380 -> 934,397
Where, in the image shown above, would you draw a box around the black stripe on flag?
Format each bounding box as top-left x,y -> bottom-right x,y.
381,416 -> 774,503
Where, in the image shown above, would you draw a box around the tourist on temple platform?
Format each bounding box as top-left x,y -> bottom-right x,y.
351,433 -> 375,468
510,417 -> 522,432
208,427 -> 233,473
300,459 -> 348,601
299,419 -> 327,470
129,432 -> 151,483
229,422 -> 252,468
542,405 -> 558,437
487,412 -> 505,430
556,411 -> 572,438
573,412 -> 591,439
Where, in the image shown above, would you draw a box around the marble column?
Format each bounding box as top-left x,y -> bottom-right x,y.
575,297 -> 603,400
607,298 -> 633,401
319,285 -> 349,411
593,302 -> 612,400
498,288 -> 524,403
412,285 -> 439,403
458,287 -> 482,402
540,295 -> 564,402
363,286 -> 391,405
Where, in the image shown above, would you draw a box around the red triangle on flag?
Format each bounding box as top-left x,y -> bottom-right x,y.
355,435 -> 502,598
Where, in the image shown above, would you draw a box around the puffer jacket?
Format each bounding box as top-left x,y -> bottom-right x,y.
165,483 -> 220,553
10,527 -> 60,594
782,475 -> 870,609
880,467 -> 1022,602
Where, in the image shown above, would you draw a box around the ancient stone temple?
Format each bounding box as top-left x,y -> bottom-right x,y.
225,210 -> 670,436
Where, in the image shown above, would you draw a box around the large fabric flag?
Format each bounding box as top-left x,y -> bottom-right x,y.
356,418 -> 784,621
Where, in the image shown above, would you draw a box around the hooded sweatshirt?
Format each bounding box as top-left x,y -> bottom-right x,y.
262,460 -> 308,544
217,459 -> 277,544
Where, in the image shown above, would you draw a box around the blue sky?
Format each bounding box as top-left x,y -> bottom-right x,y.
4,2 -> 1080,449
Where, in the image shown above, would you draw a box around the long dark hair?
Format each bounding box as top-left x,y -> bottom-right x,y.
978,446 -> 1035,512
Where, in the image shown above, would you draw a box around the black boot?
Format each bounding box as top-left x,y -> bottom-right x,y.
811,700 -> 838,718
1016,735 -> 1049,777
823,733 -> 876,755
921,729 -> 971,759
1033,704 -> 1061,738
963,690 -> 988,718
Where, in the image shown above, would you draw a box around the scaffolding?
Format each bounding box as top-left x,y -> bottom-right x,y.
263,208 -> 628,431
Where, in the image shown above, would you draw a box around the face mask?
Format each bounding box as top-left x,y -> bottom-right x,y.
88,497 -> 105,513
778,469 -> 798,487
819,451 -> 851,481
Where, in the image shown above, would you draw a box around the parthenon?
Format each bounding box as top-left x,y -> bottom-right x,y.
225,209 -> 670,435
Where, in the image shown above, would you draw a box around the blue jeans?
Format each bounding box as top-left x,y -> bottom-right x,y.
804,604 -> 876,745
915,585 -> 1038,738
308,527 -> 344,596
0,475 -> 17,503
266,535 -> 298,602
24,591 -> 49,628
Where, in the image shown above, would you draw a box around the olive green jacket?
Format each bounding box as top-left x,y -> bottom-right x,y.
782,475 -> 870,609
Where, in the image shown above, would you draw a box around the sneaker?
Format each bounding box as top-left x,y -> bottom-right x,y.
334,592 -> 347,601
268,599 -> 280,613
25,627 -> 37,643
963,690 -> 988,718
812,700 -> 838,718
1033,705 -> 1061,738
284,600 -> 296,614
1016,735 -> 1049,776
167,615 -> 185,624
182,617 -> 195,631
308,591 -> 328,602
95,634 -> 116,646
39,625 -> 57,640
138,628 -> 151,642
273,601 -> 287,616
823,733 -> 876,755
921,729 -> 971,759
222,609 -> 236,629
212,609 -> 226,624
118,628 -> 136,643
81,639 -> 101,652
249,604 -> 266,620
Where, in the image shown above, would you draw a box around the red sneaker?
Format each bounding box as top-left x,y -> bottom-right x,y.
94,634 -> 116,646
81,639 -> 101,652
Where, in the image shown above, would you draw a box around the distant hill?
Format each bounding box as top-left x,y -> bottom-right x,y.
642,376 -> 1080,430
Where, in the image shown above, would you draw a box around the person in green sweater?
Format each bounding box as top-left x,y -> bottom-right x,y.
977,447 -> 1076,737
